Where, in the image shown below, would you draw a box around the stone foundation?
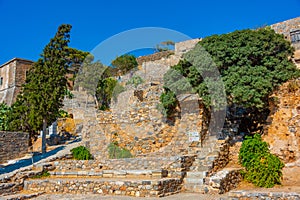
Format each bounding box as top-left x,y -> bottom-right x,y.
24,178 -> 182,197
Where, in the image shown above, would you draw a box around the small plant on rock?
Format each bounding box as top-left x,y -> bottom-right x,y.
108,142 -> 132,159
126,75 -> 144,89
71,146 -> 93,160
32,171 -> 50,179
239,134 -> 284,188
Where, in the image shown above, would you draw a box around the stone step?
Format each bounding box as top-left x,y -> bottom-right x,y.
24,177 -> 182,197
186,171 -> 208,179
183,177 -> 205,185
183,184 -> 211,194
49,169 -> 168,178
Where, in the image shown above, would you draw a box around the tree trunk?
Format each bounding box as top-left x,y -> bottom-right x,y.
94,94 -> 99,109
41,118 -> 47,154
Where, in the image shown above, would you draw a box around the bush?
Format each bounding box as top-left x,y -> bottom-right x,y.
96,77 -> 125,110
159,88 -> 178,117
126,75 -> 144,88
58,109 -> 69,118
71,146 -> 93,160
108,143 -> 133,159
239,134 -> 284,188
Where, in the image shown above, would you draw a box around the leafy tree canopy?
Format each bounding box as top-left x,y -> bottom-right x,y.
111,54 -> 138,75
96,77 -> 124,110
166,28 -> 299,110
199,27 -> 299,109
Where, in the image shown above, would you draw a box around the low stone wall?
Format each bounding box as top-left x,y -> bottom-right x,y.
228,190 -> 300,199
50,169 -> 168,179
0,131 -> 29,164
0,168 -> 44,196
53,155 -> 194,172
206,168 -> 242,194
136,51 -> 174,65
208,139 -> 230,175
24,178 -> 183,197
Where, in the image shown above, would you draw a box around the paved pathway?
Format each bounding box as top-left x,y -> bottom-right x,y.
0,139 -> 82,178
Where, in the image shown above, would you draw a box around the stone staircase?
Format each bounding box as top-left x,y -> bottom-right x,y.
183,136 -> 228,194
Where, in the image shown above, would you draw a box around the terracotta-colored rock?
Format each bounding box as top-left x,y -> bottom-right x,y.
264,79 -> 300,164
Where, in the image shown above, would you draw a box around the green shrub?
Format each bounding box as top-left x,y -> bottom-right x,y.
108,143 -> 133,159
159,88 -> 178,117
96,77 -> 125,110
58,109 -> 69,118
239,134 -> 269,168
71,146 -> 93,160
112,83 -> 125,102
32,171 -> 50,179
239,134 -> 284,188
126,75 -> 144,88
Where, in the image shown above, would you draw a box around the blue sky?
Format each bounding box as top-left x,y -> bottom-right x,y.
0,0 -> 300,65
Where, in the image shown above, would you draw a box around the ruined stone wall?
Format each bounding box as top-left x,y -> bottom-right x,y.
271,17 -> 300,68
263,79 -> 300,165
271,16 -> 300,50
97,83 -> 205,156
0,131 -> 29,163
174,38 -> 201,56
136,50 -> 174,65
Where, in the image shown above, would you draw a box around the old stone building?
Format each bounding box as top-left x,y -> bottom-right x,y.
0,58 -> 33,106
271,16 -> 300,68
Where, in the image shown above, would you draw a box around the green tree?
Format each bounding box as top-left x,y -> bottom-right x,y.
0,103 -> 11,131
111,54 -> 138,75
65,47 -> 89,89
198,28 -> 299,109
162,28 -> 299,134
10,24 -> 72,153
96,77 -> 124,110
75,55 -> 106,94
155,40 -> 175,52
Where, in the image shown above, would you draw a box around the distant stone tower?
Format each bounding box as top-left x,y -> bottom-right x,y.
271,16 -> 300,68
0,58 -> 33,105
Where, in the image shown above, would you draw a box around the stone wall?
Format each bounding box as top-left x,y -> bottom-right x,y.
24,177 -> 183,197
271,17 -> 300,68
52,155 -> 195,176
175,38 -> 201,56
271,16 -> 300,50
263,79 -> 300,165
136,50 -> 174,65
96,56 -> 206,157
0,131 -> 29,164
206,168 -> 242,194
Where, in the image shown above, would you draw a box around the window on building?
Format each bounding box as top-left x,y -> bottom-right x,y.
0,77 -> 3,86
290,29 -> 300,44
